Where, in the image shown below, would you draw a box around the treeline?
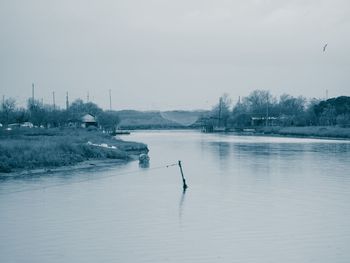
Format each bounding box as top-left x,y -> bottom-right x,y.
205,90 -> 350,128
0,98 -> 120,131
2,91 -> 349,131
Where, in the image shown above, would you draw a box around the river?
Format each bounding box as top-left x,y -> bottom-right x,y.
1,130 -> 350,263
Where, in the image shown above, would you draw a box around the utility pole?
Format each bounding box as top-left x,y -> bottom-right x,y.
52,91 -> 56,109
66,92 -> 69,110
2,95 -> 4,110
266,95 -> 269,127
109,89 -> 112,110
326,89 -> 329,100
32,83 -> 35,102
87,91 -> 89,103
218,97 -> 222,127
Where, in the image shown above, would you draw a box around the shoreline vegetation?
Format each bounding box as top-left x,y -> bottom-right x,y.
199,92 -> 350,134
257,126 -> 350,139
230,126 -> 350,140
0,128 -> 148,174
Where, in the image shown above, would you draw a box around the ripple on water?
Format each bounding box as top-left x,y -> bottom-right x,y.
1,131 -> 350,263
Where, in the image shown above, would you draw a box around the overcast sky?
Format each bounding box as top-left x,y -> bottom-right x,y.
0,0 -> 349,110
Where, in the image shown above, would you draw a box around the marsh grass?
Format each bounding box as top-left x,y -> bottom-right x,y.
260,126 -> 350,139
0,128 -> 147,173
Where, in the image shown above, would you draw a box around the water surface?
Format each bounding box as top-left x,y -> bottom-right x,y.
1,131 -> 350,263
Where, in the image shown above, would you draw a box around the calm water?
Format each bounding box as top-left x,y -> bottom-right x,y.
1,130 -> 350,263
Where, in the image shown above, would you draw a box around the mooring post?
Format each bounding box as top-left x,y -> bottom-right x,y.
178,160 -> 188,190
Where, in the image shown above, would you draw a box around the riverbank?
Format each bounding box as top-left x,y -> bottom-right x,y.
256,126 -> 350,139
0,128 -> 148,173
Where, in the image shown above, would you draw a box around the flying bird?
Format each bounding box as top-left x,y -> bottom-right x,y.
323,43 -> 328,52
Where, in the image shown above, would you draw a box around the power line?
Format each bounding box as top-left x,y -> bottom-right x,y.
0,162 -> 179,195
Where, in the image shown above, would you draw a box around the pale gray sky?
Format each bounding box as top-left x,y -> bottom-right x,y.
0,0 -> 349,110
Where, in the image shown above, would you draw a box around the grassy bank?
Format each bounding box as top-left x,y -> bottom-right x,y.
258,126 -> 350,139
0,128 -> 148,173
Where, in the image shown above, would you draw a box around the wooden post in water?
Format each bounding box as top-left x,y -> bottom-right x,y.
178,160 -> 188,190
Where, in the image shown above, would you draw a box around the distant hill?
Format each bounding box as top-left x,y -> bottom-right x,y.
116,110 -> 182,129
116,110 -> 208,129
160,110 -> 209,126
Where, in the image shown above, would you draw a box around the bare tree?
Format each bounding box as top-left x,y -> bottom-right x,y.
278,94 -> 306,116
67,99 -> 102,122
1,98 -> 16,125
211,94 -> 232,127
242,90 -> 276,116
27,99 -> 46,126
97,111 -> 120,132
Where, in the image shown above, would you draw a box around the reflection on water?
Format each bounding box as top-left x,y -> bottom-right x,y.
178,188 -> 187,223
1,131 -> 350,263
139,162 -> 150,169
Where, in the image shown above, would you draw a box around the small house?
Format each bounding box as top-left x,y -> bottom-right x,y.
81,114 -> 97,128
